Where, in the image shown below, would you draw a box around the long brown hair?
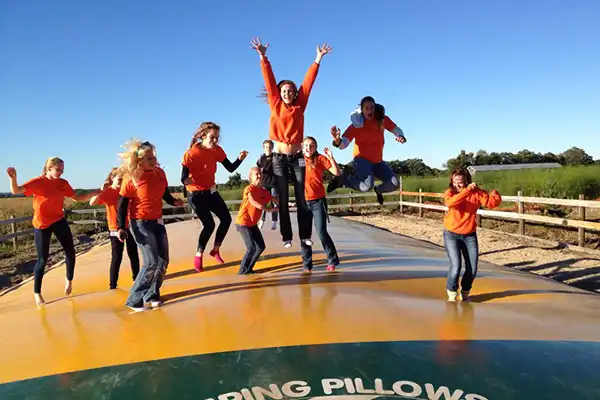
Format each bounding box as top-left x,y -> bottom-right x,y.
304,136 -> 319,167
448,168 -> 472,191
104,167 -> 120,184
190,122 -> 220,148
258,80 -> 298,104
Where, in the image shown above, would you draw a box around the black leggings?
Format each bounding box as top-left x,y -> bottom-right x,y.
188,190 -> 232,252
109,229 -> 140,288
33,218 -> 75,294
272,152 -> 311,242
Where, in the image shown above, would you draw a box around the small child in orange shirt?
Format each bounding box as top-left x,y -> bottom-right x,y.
235,167 -> 279,275
89,167 -> 140,290
443,168 -> 502,302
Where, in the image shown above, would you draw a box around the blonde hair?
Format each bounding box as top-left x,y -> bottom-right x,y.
248,166 -> 260,180
190,122 -> 220,148
42,157 -> 64,174
117,139 -> 157,184
104,167 -> 121,184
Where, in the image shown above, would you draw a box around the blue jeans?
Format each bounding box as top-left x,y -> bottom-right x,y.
300,198 -> 340,270
236,224 -> 266,274
126,220 -> 169,307
344,157 -> 399,194
443,230 -> 479,292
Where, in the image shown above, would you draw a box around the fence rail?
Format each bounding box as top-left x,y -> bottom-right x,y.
1,189 -> 599,249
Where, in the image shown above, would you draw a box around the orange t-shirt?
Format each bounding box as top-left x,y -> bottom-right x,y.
261,58 -> 319,145
304,154 -> 332,201
182,145 -> 227,191
341,116 -> 398,163
120,167 -> 168,221
95,187 -> 129,231
443,187 -> 502,234
235,185 -> 273,227
23,176 -> 76,229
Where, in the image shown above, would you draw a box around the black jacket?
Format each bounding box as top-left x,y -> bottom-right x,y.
256,154 -> 276,187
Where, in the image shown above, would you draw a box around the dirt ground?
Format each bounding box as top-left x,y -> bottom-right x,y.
341,211 -> 600,293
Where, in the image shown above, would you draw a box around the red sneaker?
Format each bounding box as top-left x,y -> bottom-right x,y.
210,249 -> 224,264
194,255 -> 203,272
326,264 -> 336,272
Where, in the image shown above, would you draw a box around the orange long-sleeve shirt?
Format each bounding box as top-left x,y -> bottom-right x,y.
261,57 -> 319,145
443,187 -> 502,234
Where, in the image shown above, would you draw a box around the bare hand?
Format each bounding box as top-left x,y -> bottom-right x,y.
288,202 -> 296,208
6,167 -> 17,179
238,150 -> 249,161
316,44 -> 333,57
117,229 -> 128,243
269,207 -> 279,214
395,136 -> 407,144
467,183 -> 477,190
330,126 -> 341,139
251,37 -> 269,56
323,147 -> 334,158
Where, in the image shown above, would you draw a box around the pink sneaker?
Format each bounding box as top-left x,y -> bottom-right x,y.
326,265 -> 336,272
194,255 -> 203,272
210,249 -> 224,264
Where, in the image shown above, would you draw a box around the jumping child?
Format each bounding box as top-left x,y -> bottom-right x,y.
89,167 -> 140,289
256,139 -> 278,230
6,158 -> 99,306
443,168 -> 502,301
328,97 -> 406,205
300,136 -> 341,272
181,121 -> 248,272
235,167 -> 279,274
251,37 -> 332,248
116,140 -> 184,311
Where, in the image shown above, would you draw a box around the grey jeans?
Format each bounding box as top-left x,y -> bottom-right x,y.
125,219 -> 169,307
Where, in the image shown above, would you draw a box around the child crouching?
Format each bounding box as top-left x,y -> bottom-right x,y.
235,167 -> 279,274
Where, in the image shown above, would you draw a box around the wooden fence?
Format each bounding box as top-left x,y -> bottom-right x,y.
1,190 -> 599,250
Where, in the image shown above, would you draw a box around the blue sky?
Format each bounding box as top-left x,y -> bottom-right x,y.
1,0 -> 599,191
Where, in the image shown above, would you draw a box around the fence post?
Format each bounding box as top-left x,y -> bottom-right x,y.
93,209 -> 98,230
578,193 -> 586,247
418,188 -> 423,218
348,190 -> 353,212
518,190 -> 525,235
10,214 -> 17,251
399,176 -> 403,214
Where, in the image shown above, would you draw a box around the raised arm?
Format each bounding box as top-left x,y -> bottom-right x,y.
297,44 -> 332,110
478,189 -> 502,209
331,125 -> 356,150
6,167 -> 25,195
323,148 -> 341,176
220,150 -> 249,173
252,37 -> 279,108
444,185 -> 476,208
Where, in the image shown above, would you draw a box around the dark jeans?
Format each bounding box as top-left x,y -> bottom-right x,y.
301,198 -> 339,270
188,190 -> 232,252
261,186 -> 279,222
235,224 -> 265,274
344,157 -> 399,194
109,228 -> 140,288
272,152 -> 310,242
126,220 -> 169,307
33,218 -> 75,294
443,230 -> 479,292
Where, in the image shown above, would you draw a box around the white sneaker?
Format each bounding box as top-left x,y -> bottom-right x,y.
149,301 -> 163,309
447,290 -> 457,302
127,305 -> 146,313
303,239 -> 313,246
284,241 -> 292,248
271,221 -> 277,230
258,220 -> 264,229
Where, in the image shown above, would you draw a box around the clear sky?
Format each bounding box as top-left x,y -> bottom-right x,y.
1,0 -> 599,191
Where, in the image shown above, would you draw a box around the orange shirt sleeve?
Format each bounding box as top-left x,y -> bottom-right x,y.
318,154 -> 332,170
182,149 -> 193,168
383,116 -> 397,132
216,146 -> 227,163
297,62 -> 320,110
444,187 -> 474,208
478,189 -> 502,209
61,180 -> 76,198
260,58 -> 280,108
341,124 -> 357,143
22,177 -> 44,197
95,190 -> 109,205
120,177 -> 137,198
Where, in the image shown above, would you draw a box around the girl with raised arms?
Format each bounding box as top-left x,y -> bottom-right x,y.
181,122 -> 248,272
6,158 -> 99,306
251,37 -> 332,249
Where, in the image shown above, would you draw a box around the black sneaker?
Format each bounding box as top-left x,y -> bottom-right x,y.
376,191 -> 384,205
327,176 -> 343,193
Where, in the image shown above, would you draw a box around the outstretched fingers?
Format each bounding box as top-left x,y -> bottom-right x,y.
317,44 -> 333,56
251,37 -> 269,55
